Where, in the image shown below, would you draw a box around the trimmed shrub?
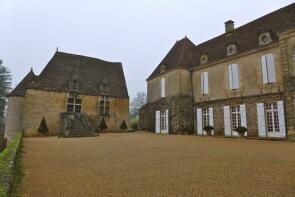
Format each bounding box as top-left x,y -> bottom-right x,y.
99,118 -> 108,130
203,125 -> 214,136
184,124 -> 194,135
38,118 -> 49,135
235,126 -> 247,137
120,120 -> 128,129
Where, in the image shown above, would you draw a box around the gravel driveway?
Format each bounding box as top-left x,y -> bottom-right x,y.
16,132 -> 295,197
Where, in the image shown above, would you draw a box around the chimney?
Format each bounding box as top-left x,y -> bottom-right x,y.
225,20 -> 234,33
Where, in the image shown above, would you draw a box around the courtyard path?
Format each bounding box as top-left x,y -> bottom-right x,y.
16,132 -> 295,197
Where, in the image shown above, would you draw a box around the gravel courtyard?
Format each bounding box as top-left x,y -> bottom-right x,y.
16,132 -> 295,197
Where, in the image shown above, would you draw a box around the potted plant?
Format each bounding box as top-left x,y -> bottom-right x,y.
235,126 -> 248,138
203,125 -> 214,136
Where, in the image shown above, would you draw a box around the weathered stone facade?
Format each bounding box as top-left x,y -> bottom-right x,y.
20,89 -> 129,136
140,4 -> 295,139
139,94 -> 193,134
194,93 -> 283,137
4,52 -> 129,139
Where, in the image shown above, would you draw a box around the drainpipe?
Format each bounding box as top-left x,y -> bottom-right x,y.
190,67 -> 195,134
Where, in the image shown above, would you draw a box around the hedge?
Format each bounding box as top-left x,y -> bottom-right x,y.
0,132 -> 23,197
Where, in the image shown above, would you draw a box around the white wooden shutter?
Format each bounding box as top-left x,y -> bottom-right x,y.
224,106 -> 231,136
165,109 -> 169,134
277,101 -> 286,137
232,64 -> 239,89
240,104 -> 247,136
209,107 -> 214,135
228,65 -> 233,90
266,54 -> 276,83
161,78 -> 165,97
197,108 -> 203,135
201,73 -> 204,94
256,103 -> 266,137
203,72 -> 208,94
261,55 -> 268,84
155,111 -> 160,133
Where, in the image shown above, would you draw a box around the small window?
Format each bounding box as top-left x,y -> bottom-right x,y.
228,64 -> 239,90
261,54 -> 276,83
160,78 -> 165,97
201,72 -> 208,94
100,96 -> 110,116
259,32 -> 272,46
227,44 -> 237,56
200,54 -> 209,65
67,98 -> 82,113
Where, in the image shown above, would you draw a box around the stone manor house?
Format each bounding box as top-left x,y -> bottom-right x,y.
4,51 -> 129,139
139,3 -> 295,139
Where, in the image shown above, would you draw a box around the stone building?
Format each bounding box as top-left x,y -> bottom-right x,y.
139,3 -> 295,139
4,51 -> 129,139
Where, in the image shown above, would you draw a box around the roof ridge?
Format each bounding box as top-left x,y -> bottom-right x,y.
195,3 -> 295,48
55,51 -> 122,65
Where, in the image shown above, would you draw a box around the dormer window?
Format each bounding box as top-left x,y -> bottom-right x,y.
160,64 -> 166,73
200,54 -> 209,65
259,32 -> 272,46
227,44 -> 237,56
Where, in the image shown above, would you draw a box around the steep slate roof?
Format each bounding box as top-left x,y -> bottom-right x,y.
8,69 -> 37,97
147,37 -> 197,80
9,51 -> 129,98
147,3 -> 295,81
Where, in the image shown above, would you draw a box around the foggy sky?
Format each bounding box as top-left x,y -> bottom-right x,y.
1,0 -> 294,99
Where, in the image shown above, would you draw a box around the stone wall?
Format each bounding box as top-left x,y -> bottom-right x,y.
22,89 -> 129,136
4,97 -> 25,140
139,94 -> 193,134
279,30 -> 295,138
147,69 -> 191,103
195,93 -> 283,137
192,45 -> 283,103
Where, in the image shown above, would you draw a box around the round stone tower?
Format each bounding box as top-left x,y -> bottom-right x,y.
4,69 -> 36,140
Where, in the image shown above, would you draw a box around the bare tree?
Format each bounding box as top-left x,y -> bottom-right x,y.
130,92 -> 147,118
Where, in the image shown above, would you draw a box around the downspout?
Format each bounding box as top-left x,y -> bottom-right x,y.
190,67 -> 195,134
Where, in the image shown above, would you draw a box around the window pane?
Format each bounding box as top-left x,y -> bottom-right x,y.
67,105 -> 74,112
75,105 -> 81,113
68,98 -> 74,103
76,99 -> 82,104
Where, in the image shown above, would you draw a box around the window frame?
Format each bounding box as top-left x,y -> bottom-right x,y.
202,108 -> 210,127
99,96 -> 110,116
230,106 -> 241,132
67,97 -> 82,113
265,102 -> 279,133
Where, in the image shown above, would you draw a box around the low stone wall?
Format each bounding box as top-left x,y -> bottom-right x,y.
0,132 -> 22,197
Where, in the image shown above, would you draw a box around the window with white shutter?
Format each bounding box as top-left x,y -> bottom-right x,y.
228,64 -> 239,90
261,54 -> 276,84
201,72 -> 209,94
160,78 -> 165,97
